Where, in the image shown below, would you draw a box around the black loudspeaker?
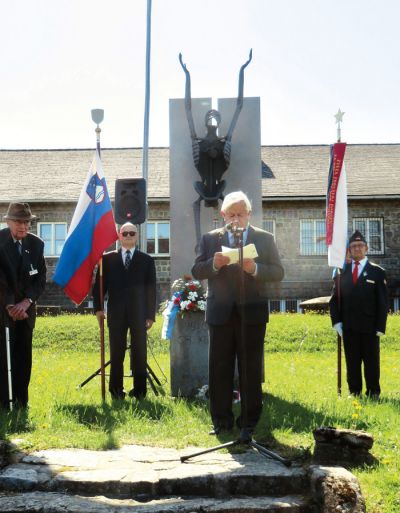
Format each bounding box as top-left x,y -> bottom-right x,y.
114,178 -> 147,225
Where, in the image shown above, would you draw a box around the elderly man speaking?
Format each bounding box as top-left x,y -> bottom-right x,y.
192,191 -> 284,436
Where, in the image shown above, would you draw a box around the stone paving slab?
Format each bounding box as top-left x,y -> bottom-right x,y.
0,445 -> 307,498
0,491 -> 311,513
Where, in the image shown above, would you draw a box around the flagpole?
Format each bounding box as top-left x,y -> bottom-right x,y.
140,0 -> 152,253
91,109 -> 106,401
336,271 -> 342,396
334,108 -> 345,396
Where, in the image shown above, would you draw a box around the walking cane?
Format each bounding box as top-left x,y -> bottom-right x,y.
5,326 -> 13,411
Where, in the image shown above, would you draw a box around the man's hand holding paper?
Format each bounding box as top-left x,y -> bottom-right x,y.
220,243 -> 258,264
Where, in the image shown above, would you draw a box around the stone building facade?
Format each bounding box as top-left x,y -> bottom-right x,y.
1,145 -> 399,312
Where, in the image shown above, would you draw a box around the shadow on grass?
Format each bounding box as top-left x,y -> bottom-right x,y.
55,399 -> 174,449
377,396 -> 400,410
260,393 -> 352,434
0,407 -> 34,439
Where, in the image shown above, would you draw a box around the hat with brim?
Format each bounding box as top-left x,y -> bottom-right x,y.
3,202 -> 36,221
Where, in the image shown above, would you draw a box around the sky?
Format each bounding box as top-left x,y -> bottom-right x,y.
1,0 -> 399,149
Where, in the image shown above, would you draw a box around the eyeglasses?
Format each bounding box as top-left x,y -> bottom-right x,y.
121,231 -> 136,237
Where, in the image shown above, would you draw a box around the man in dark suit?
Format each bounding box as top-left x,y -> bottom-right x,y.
0,202 -> 46,408
192,191 -> 284,435
330,230 -> 389,398
93,222 -> 156,400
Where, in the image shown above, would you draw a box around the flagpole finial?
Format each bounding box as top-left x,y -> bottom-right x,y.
91,109 -> 104,153
334,108 -> 345,142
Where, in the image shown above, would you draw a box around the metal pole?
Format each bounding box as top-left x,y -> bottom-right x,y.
99,258 -> 106,401
337,271 -> 342,396
5,326 -> 13,411
96,127 -> 101,157
140,0 -> 152,252
91,109 -> 106,401
334,109 -> 345,396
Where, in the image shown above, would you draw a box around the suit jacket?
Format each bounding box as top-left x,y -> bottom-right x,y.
192,225 -> 284,325
330,260 -> 389,334
93,248 -> 156,330
0,228 -> 46,329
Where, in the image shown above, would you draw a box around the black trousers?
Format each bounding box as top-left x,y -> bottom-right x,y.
108,321 -> 147,399
208,309 -> 266,430
0,320 -> 33,408
343,329 -> 380,397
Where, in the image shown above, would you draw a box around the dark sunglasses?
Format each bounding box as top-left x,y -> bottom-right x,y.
121,231 -> 136,237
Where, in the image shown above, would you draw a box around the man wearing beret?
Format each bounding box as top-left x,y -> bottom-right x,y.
329,230 -> 389,398
0,203 -> 46,408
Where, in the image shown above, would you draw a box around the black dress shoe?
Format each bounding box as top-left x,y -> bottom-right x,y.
111,391 -> 126,400
128,389 -> 146,400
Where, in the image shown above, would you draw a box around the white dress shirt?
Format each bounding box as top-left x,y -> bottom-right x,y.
121,247 -> 135,266
351,256 -> 368,279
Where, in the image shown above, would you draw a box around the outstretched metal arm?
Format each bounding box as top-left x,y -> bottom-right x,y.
179,53 -> 198,141
225,49 -> 253,143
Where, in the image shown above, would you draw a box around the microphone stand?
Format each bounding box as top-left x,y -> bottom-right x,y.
181,226 -> 290,466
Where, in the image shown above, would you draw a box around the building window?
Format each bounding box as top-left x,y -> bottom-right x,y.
300,219 -> 327,256
38,223 -> 67,257
213,219 -> 223,230
146,221 -> 170,255
353,218 -> 384,254
0,222 -> 6,230
263,219 -> 275,239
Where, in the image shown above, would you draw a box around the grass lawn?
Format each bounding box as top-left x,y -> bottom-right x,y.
0,313 -> 399,512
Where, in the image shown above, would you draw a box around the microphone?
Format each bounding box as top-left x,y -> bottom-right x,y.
225,222 -> 244,233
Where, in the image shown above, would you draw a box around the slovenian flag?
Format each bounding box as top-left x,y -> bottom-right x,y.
326,142 -> 348,268
53,151 -> 118,304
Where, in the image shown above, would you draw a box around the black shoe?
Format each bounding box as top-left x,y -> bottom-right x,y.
239,427 -> 254,442
128,389 -> 146,400
111,391 -> 126,400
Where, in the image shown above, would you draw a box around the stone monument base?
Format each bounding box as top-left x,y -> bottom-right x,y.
170,312 -> 208,397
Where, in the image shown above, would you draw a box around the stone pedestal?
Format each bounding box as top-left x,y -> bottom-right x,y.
313,427 -> 376,466
170,312 -> 208,397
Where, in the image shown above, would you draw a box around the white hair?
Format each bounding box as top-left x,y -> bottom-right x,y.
221,191 -> 252,213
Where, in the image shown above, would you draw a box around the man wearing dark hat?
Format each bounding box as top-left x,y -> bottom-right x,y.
0,202 -> 46,408
329,230 -> 389,398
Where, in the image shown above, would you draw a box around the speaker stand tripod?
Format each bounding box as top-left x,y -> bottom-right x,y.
78,346 -> 164,396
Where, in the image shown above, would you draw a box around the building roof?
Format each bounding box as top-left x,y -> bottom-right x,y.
261,144 -> 400,200
0,144 -> 399,203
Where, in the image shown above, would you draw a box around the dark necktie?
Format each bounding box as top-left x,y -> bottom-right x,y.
352,261 -> 360,284
125,250 -> 131,269
15,240 -> 22,257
